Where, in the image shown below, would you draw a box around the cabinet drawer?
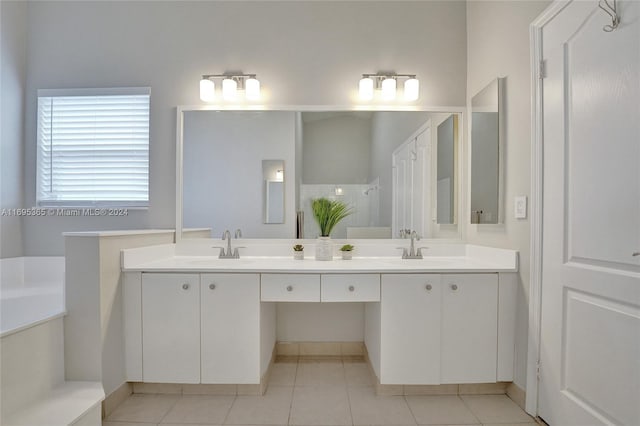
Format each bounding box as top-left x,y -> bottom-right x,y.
321,274 -> 380,302
261,274 -> 320,302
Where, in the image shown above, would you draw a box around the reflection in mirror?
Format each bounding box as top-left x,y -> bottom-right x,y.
436,115 -> 458,224
263,160 -> 284,224
182,110 -> 461,239
470,78 -> 504,224
183,111 -> 295,238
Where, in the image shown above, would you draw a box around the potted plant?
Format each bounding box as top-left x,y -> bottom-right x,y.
311,197 -> 353,261
340,244 -> 354,260
293,244 -> 304,260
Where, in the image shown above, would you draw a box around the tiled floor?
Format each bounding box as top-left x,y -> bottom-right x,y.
104,359 -> 538,426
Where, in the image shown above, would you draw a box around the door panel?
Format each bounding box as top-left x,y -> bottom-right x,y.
539,1 -> 640,424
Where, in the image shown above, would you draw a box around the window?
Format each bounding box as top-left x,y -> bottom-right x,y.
37,87 -> 150,207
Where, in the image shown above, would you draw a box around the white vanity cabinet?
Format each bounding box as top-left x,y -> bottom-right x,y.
440,274 -> 498,383
142,273 -> 200,383
200,273 -> 260,384
379,273 -> 499,385
132,272 -> 263,385
381,274 -> 442,384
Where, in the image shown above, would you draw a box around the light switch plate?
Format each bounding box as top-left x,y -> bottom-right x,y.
515,196 -> 527,219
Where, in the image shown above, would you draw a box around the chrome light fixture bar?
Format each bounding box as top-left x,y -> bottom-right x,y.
199,73 -> 261,102
359,73 -> 419,101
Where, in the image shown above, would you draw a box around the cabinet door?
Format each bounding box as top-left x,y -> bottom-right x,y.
142,273 -> 200,383
201,273 -> 260,384
441,274 -> 498,383
381,274 -> 441,384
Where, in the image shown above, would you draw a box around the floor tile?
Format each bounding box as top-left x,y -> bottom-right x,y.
224,385 -> 293,425
295,361 -> 346,387
103,422 -> 159,426
348,386 -> 417,425
290,385 -> 352,425
460,395 -> 534,424
344,362 -> 374,386
105,394 -> 179,423
405,395 -> 479,425
269,362 -> 298,386
482,423 -> 538,426
160,395 -> 235,424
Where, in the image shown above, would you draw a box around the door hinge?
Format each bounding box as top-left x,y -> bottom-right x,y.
539,60 -> 546,80
536,361 -> 541,380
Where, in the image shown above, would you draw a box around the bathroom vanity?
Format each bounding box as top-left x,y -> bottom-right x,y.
121,240 -> 518,394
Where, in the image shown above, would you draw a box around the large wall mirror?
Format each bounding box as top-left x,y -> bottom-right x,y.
470,78 -> 505,224
179,109 -> 462,240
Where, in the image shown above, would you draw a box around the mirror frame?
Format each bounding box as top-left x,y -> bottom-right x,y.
175,105 -> 466,242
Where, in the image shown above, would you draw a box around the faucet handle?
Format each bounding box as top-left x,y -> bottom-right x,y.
416,247 -> 429,257
396,247 -> 409,259
233,247 -> 246,258
212,246 -> 226,257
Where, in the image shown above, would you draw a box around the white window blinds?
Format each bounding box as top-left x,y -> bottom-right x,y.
37,88 -> 150,207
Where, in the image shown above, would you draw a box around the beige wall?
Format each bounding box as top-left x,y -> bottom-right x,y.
466,0 -> 551,389
0,1 -> 27,258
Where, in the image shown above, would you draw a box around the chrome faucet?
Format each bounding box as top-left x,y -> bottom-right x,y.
397,231 -> 428,259
213,229 -> 244,259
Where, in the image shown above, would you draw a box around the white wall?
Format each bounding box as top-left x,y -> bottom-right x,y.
466,0 -> 551,389
20,0 -> 467,255
0,0 -> 27,258
183,111 -> 296,238
302,113 -> 372,184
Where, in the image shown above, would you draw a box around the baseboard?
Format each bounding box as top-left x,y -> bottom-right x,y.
506,382 -> 526,410
276,341 -> 364,359
102,382 -> 132,418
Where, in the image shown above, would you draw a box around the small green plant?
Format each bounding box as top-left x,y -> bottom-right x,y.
311,197 -> 353,237
340,244 -> 354,252
293,244 -> 304,252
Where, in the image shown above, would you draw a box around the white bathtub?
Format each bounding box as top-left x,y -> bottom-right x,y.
0,256 -> 65,337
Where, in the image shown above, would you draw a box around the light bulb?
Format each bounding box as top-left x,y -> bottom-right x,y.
199,78 -> 215,102
359,77 -> 374,101
404,78 -> 419,101
381,78 -> 397,101
245,77 -> 261,101
222,78 -> 237,101
275,170 -> 283,181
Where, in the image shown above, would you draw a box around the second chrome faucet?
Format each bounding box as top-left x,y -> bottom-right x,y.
213,229 -> 243,259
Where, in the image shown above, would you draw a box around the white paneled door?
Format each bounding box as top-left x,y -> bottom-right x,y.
539,1 -> 640,425
392,126 -> 431,238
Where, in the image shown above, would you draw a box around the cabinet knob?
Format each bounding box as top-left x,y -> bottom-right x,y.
286,285 -> 293,292
182,283 -> 190,290
348,285 -> 355,292
633,252 -> 640,257
425,284 -> 432,291
450,284 -> 458,291
209,283 -> 216,290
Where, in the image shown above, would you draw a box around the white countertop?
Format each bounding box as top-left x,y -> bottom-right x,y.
121,240 -> 519,273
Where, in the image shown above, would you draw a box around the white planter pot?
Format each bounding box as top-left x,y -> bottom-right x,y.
293,251 -> 304,260
341,251 -> 353,260
315,237 -> 333,261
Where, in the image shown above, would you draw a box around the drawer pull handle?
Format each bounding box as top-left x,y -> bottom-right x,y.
209,283 -> 216,290
182,283 -> 190,290
286,285 -> 293,292
348,285 -> 355,292
425,284 -> 432,291
450,284 -> 458,291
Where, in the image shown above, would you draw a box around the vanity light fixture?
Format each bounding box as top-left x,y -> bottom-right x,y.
199,73 -> 261,102
358,73 -> 419,102
275,169 -> 284,181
